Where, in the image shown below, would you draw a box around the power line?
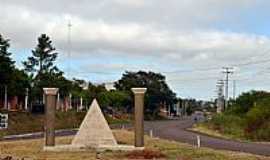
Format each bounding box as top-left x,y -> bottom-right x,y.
165,49 -> 270,74
164,66 -> 220,74
234,57 -> 270,67
71,70 -> 120,75
234,68 -> 270,81
167,76 -> 221,82
65,54 -> 270,77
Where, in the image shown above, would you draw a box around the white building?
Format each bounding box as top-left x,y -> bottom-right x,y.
104,82 -> 116,91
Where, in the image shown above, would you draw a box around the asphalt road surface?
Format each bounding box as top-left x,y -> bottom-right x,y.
144,117 -> 270,156
1,117 -> 270,156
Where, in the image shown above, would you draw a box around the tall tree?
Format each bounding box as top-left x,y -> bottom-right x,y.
23,34 -> 64,101
115,71 -> 176,118
0,34 -> 29,98
23,34 -> 59,78
0,34 -> 15,85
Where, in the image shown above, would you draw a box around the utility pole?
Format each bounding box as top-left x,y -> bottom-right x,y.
216,80 -> 224,97
216,80 -> 225,113
222,67 -> 233,109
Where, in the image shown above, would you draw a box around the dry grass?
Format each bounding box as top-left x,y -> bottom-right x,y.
190,124 -> 241,141
191,124 -> 270,144
0,130 -> 269,160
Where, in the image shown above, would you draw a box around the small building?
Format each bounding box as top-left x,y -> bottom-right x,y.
104,82 -> 116,91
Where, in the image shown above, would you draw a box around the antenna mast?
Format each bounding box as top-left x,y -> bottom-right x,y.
67,20 -> 72,79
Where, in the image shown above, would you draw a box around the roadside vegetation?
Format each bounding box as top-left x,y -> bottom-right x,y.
197,90 -> 270,142
1,130 -> 269,160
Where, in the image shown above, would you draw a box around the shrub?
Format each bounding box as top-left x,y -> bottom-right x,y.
245,98 -> 270,140
208,114 -> 245,138
233,90 -> 270,113
206,90 -> 270,141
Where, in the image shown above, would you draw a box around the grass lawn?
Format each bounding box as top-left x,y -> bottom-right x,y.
0,130 -> 269,160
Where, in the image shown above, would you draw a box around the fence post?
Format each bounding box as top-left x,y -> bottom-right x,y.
197,135 -> 201,148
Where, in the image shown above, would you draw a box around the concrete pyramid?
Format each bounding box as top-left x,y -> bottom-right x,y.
72,99 -> 117,147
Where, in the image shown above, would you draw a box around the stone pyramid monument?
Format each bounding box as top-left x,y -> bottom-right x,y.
72,99 -> 117,148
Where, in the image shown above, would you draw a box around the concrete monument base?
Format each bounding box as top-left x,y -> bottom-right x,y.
43,145 -> 144,152
43,99 -> 144,152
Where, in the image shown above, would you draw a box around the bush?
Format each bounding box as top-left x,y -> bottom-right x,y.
206,92 -> 270,141
207,114 -> 245,139
226,104 -> 246,116
233,90 -> 270,114
245,98 -> 270,140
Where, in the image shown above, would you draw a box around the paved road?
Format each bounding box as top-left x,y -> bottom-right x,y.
144,117 -> 270,156
1,118 -> 270,156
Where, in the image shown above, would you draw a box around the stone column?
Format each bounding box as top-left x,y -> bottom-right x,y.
43,88 -> 58,146
132,88 -> 147,147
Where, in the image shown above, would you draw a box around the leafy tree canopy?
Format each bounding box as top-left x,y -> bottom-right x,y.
228,90 -> 270,114
115,71 -> 176,117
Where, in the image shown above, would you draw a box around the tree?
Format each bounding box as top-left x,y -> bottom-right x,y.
245,98 -> 270,140
228,90 -> 270,114
0,34 -> 29,99
97,90 -> 131,111
23,34 -> 64,102
0,34 -> 15,85
8,69 -> 30,97
115,71 -> 176,118
23,34 -> 60,77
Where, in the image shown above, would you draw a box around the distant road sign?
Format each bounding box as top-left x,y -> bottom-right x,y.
0,113 -> 8,129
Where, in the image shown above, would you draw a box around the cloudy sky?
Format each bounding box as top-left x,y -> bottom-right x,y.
1,0 -> 270,100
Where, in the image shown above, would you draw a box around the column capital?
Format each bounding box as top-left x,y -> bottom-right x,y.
131,88 -> 147,94
43,88 -> 59,95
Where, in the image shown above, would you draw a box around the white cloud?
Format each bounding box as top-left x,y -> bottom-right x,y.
2,4 -> 269,63
1,0 -> 270,99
